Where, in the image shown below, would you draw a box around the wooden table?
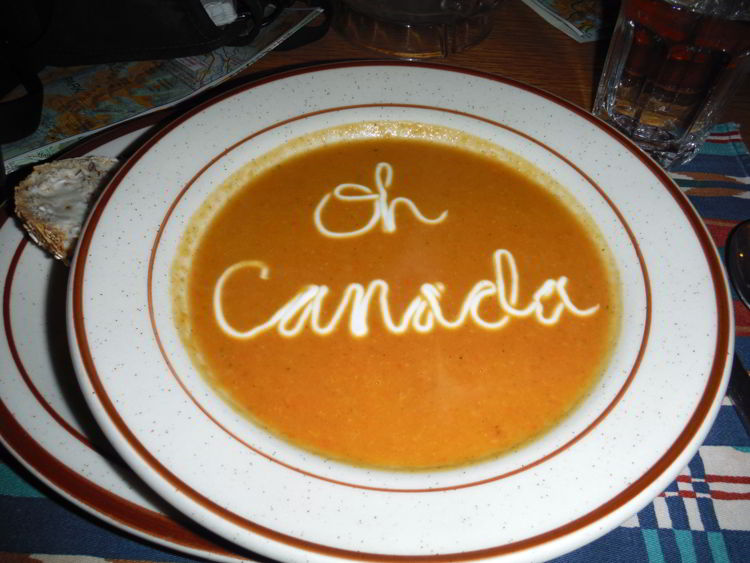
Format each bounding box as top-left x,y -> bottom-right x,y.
248,0 -> 750,138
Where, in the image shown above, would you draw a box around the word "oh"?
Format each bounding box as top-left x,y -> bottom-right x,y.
313,162 -> 448,238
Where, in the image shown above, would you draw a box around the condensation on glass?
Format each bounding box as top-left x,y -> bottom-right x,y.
593,0 -> 750,168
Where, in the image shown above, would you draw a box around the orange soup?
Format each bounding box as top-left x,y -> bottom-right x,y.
172,122 -> 620,470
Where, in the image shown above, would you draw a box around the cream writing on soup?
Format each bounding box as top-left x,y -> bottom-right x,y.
172,122 -> 620,470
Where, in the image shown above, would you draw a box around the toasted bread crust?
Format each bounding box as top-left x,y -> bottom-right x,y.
14,156 -> 118,263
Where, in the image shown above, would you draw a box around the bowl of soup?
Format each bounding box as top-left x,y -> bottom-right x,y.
68,63 -> 731,562
171,120 -> 626,472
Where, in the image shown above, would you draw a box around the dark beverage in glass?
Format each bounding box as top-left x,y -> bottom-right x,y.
593,0 -> 750,168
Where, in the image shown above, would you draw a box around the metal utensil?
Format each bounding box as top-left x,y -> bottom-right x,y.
724,220 -> 750,435
728,220 -> 750,310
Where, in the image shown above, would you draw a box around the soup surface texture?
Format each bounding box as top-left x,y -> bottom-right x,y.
172,122 -> 620,470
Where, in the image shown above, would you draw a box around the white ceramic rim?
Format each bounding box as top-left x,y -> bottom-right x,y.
67,62 -> 734,562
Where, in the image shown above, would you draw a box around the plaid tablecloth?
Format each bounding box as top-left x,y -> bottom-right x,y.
2,124 -> 749,563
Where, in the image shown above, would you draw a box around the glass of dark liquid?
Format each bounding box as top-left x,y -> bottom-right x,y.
593,0 -> 749,168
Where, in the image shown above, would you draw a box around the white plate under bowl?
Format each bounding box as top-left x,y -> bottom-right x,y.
0,126 -> 259,561
67,62 -> 733,562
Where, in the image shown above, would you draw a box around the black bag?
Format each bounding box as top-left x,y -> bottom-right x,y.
0,0 -> 331,179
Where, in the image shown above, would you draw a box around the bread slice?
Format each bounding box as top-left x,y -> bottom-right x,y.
14,156 -> 118,263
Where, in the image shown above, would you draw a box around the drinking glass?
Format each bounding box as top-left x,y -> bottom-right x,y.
334,0 -> 498,59
592,0 -> 750,168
